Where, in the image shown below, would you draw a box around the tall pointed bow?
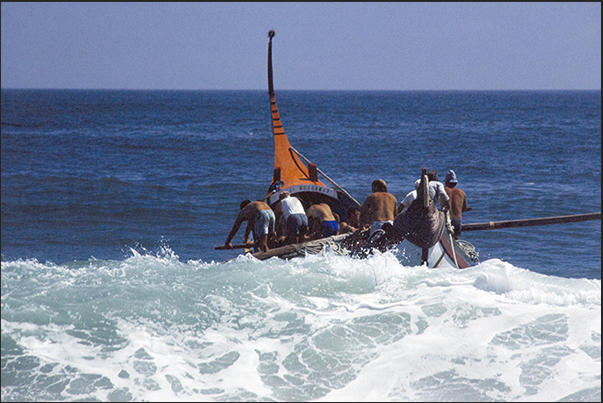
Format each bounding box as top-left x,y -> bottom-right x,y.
267,30 -> 275,97
265,31 -> 337,206
270,95 -> 286,137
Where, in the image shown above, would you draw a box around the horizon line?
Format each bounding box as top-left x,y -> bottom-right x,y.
2,87 -> 601,92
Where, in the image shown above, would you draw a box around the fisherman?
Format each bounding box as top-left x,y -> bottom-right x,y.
276,191 -> 308,245
426,170 -> 451,211
398,170 -> 450,214
306,202 -> 339,239
398,179 -> 421,214
360,179 -> 398,237
444,169 -> 472,239
224,200 -> 276,252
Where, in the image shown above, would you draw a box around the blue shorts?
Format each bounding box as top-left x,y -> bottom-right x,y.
254,209 -> 275,238
321,220 -> 339,237
286,213 -> 308,237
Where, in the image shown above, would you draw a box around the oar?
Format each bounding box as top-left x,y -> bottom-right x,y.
462,212 -> 601,232
215,243 -> 254,250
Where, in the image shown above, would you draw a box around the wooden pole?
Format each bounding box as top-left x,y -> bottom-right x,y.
462,212 -> 600,232
215,243 -> 253,250
289,146 -> 362,208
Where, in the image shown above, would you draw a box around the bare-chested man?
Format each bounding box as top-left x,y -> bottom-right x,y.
360,179 -> 398,237
306,203 -> 339,239
224,200 -> 275,252
443,170 -> 472,240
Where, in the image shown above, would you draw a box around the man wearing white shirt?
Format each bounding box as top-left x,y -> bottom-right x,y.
277,191 -> 308,244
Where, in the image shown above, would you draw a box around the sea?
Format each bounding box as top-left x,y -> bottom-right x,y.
1,89 -> 601,402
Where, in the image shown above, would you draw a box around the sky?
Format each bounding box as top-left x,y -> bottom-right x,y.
1,2 -> 601,91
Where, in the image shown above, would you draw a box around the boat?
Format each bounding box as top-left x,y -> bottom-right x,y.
216,31 -> 600,269
248,31 -> 476,269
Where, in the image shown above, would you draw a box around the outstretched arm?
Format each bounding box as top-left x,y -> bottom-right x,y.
243,223 -> 252,243
463,195 -> 471,213
224,214 -> 245,247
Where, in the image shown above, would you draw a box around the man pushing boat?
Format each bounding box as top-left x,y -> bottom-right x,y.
306,202 -> 339,240
224,200 -> 276,253
274,192 -> 308,245
360,179 -> 398,237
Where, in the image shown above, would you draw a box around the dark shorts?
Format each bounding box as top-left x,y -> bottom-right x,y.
451,218 -> 462,238
287,214 -> 308,237
321,220 -> 339,238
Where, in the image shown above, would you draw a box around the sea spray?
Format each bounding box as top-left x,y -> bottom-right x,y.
2,250 -> 600,402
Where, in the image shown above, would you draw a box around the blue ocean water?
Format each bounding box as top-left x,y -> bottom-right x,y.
1,89 -> 601,402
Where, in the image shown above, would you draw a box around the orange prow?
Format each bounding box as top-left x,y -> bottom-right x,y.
266,31 -> 331,204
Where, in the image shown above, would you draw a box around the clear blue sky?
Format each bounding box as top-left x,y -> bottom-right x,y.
1,2 -> 601,90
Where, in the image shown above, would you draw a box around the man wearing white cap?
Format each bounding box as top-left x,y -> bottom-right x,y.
398,171 -> 450,214
444,170 -> 472,239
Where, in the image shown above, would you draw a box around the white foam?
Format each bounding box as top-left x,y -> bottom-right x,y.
1,254 -> 600,401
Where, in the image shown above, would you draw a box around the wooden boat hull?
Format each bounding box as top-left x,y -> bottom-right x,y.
392,232 -> 475,269
251,233 -> 353,261
247,229 -> 477,269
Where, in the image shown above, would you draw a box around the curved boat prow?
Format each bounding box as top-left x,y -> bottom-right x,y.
391,168 -> 447,263
417,167 -> 430,208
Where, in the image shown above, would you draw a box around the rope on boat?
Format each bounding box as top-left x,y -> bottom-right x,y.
456,240 -> 480,263
289,146 -> 362,208
449,232 -> 459,268
295,238 -> 350,257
